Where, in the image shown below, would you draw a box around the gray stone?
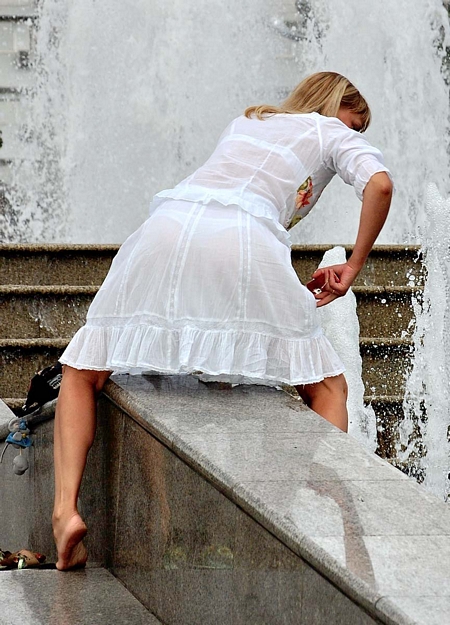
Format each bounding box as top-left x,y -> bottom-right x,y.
102,376 -> 450,625
106,405 -> 375,625
5,371 -> 450,625
377,596 -> 450,625
291,244 -> 422,288
0,286 -> 95,339
0,244 -> 118,286
301,566 -> 380,625
354,286 -> 416,339
1,568 -> 161,625
1,412 -> 109,566
360,339 -> 412,396
237,478 -> 450,539
0,397 -> 15,439
0,338 -> 67,398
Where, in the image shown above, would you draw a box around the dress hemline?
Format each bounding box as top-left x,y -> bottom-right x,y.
59,322 -> 346,387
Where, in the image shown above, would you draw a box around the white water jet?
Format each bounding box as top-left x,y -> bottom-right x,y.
400,184 -> 450,500
288,0 -> 450,246
5,0 -> 450,244
6,0 -> 313,242
318,246 -> 377,451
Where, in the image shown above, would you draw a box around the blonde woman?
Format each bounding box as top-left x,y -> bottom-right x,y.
53,72 -> 393,569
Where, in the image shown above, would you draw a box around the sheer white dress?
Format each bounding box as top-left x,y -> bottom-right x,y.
60,112 -> 392,386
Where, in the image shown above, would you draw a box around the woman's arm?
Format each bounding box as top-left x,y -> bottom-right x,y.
312,172 -> 393,307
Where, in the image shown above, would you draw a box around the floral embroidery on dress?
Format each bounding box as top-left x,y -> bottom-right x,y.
295,176 -> 313,210
287,176 -> 313,229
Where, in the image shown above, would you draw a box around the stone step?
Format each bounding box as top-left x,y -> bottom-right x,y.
0,244 -> 119,286
366,395 -> 405,461
353,286 -> 419,339
1,337 -> 413,401
0,284 -> 419,340
2,567 -> 162,625
0,338 -> 67,398
0,244 -> 422,287
292,244 -> 422,287
361,338 -> 412,397
0,285 -> 97,339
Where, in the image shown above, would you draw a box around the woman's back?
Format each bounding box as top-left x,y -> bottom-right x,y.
187,114 -> 321,215
154,112 -> 389,230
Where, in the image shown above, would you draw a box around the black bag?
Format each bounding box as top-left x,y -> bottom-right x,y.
21,362 -> 63,416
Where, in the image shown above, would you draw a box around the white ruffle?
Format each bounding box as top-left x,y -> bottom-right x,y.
60,322 -> 345,386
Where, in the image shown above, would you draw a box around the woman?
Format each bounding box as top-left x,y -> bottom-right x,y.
53,72 -> 393,570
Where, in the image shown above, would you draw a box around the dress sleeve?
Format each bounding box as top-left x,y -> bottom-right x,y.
320,117 -> 393,201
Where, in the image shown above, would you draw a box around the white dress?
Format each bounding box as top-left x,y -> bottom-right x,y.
60,113 -> 392,386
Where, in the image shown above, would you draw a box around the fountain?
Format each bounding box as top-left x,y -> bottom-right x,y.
4,0 -> 449,245
2,0 -> 450,499
399,183 -> 450,500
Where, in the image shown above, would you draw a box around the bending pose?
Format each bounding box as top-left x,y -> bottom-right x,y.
53,72 -> 393,570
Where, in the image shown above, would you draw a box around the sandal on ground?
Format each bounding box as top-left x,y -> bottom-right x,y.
0,548 -> 46,569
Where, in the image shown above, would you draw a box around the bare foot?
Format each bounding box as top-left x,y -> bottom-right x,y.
53,512 -> 88,571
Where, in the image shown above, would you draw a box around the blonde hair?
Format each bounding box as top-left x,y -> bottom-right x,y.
244,72 -> 371,131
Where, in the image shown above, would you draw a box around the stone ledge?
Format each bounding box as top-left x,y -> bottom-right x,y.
0,243 -> 120,252
1,568 -> 161,624
0,285 -> 99,294
0,244 -> 420,252
103,374 -> 450,625
0,338 -> 69,348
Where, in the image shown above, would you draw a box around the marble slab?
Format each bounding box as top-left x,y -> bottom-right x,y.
1,567 -> 161,625
104,374 -> 450,625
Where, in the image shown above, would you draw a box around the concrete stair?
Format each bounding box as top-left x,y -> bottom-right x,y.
0,243 -> 421,460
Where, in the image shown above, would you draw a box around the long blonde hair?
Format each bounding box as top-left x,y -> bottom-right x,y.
245,72 -> 371,131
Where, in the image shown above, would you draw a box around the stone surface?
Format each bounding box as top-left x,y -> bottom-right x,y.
0,337 -> 412,402
354,287 -> 416,339
0,440 -> 34,551
291,245 -> 422,288
361,339 -> 412,396
0,244 -> 118,286
0,286 -> 95,339
0,287 -> 416,341
1,568 -> 161,625
0,397 -> 14,438
105,399 -> 380,625
301,566 -> 380,625
102,374 -> 450,625
0,338 -> 67,397
1,243 -> 421,287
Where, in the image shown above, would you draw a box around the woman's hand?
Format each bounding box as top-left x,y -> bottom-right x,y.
307,173 -> 393,308
310,262 -> 360,307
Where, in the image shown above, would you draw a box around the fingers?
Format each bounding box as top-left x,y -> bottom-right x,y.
310,263 -> 351,306
315,291 -> 338,307
310,270 -> 345,307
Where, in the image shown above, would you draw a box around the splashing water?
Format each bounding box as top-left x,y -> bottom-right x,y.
400,184 -> 450,499
4,0 -> 69,242
318,246 -> 377,451
288,0 -> 450,246
5,0 -> 316,243
4,0 -> 450,243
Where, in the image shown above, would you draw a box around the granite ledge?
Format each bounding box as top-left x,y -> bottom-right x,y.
102,375 -> 429,625
1,567 -> 161,625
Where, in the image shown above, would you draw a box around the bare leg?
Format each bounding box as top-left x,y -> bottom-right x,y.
53,365 -> 111,571
296,373 -> 348,432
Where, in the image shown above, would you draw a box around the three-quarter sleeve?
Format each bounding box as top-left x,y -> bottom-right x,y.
320,117 -> 393,201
